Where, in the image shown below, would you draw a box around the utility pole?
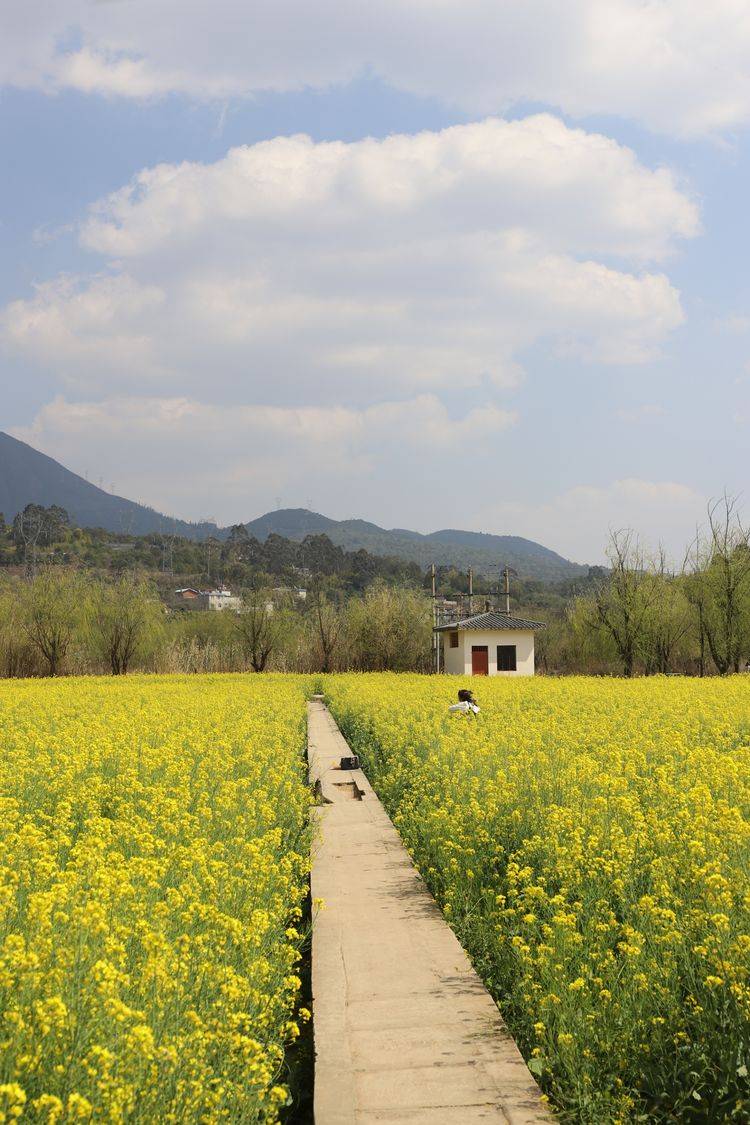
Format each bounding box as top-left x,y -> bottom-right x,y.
431,563 -> 440,674
468,566 -> 473,617
503,565 -> 511,616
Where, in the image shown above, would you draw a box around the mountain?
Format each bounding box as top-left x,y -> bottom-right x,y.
245,508 -> 586,581
0,432 -> 218,539
0,431 -> 585,580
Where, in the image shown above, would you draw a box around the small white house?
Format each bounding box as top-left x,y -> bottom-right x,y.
435,611 -> 546,676
173,587 -> 241,611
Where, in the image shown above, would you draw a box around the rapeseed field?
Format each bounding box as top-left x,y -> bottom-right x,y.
326,674 -> 750,1123
0,674 -> 312,1123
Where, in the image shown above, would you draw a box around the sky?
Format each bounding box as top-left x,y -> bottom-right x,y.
2,2 -> 750,564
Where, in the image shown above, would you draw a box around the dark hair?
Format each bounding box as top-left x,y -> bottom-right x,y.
457,689 -> 475,703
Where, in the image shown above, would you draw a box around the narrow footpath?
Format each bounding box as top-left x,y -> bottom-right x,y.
307,698 -> 552,1125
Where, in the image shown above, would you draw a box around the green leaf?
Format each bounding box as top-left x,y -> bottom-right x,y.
527,1057 -> 545,1076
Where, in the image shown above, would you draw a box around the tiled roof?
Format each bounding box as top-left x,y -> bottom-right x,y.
435,611 -> 546,632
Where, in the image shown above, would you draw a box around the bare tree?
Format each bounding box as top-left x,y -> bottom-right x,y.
234,591 -> 281,672
683,528 -> 710,676
687,495 -> 750,675
310,590 -> 342,673
588,530 -> 657,676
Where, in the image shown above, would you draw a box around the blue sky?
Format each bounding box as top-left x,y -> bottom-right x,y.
3,3 -> 750,562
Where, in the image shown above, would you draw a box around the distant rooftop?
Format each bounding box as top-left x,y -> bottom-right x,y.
435,611 -> 546,632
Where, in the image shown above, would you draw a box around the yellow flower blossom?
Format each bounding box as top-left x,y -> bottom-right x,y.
0,673 -> 313,1123
325,672 -> 750,1124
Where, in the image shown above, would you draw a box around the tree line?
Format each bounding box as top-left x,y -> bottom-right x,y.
3,495 -> 750,680
0,569 -> 431,678
541,495 -> 750,676
0,507 -> 422,593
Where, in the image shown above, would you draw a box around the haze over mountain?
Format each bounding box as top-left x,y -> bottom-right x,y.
0,431 -> 585,580
0,431 -> 217,539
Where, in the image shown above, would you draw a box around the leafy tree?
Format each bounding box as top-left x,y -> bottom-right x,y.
686,495 -> 750,675
16,568 -> 82,675
0,579 -> 37,677
227,524 -> 250,545
641,551 -> 692,674
44,505 -> 70,545
346,584 -> 431,671
262,533 -> 298,575
299,534 -> 342,575
88,574 -> 164,674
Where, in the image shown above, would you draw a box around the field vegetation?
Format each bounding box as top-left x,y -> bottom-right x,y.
327,673 -> 750,1123
0,673 -> 312,1122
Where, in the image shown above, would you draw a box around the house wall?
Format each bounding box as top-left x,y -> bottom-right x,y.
445,629 -> 535,676
442,633 -> 464,675
206,594 -> 241,611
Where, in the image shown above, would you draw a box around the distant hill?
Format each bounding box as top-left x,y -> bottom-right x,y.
0,432 -> 217,539
0,431 -> 586,580
245,509 -> 586,582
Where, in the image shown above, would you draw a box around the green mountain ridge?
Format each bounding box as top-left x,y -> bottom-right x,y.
244,508 -> 585,581
0,431 -> 586,580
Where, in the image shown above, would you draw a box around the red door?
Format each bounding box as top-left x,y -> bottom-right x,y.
471,646 -> 489,675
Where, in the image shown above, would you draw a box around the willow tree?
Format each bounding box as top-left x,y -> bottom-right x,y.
88,573 -> 164,674
587,531 -> 657,677
686,495 -> 750,675
17,568 -> 82,676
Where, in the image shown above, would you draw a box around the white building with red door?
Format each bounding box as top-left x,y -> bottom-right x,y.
435,611 -> 546,676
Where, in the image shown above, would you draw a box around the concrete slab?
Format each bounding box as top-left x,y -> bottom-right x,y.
308,699 -> 552,1125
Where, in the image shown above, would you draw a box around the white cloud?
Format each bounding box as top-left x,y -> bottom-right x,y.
480,478 -> 709,563
80,118 -> 696,262
11,394 -> 516,523
4,2 -> 750,136
1,118 -> 695,403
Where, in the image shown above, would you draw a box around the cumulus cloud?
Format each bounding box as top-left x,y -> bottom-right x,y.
2,117 -> 703,548
11,394 -> 516,523
1,117 -> 695,404
480,478 -> 709,562
4,1 -> 750,136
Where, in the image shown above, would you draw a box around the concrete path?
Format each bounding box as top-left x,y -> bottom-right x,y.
307,698 -> 552,1125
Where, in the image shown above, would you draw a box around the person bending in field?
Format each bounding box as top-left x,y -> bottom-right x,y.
449,688 -> 480,717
